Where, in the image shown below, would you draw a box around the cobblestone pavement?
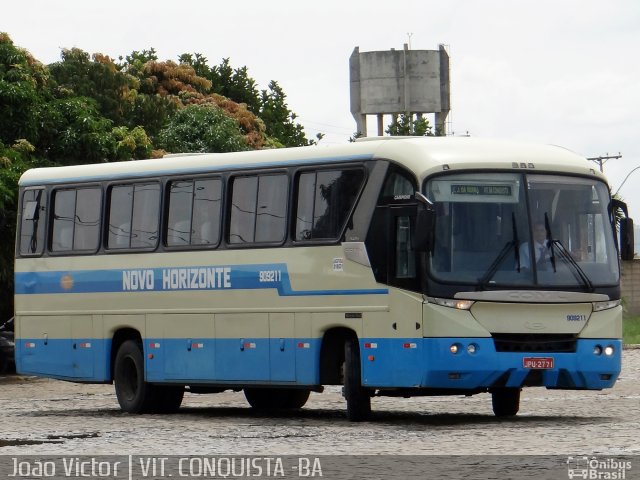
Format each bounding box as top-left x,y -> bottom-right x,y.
0,349 -> 638,456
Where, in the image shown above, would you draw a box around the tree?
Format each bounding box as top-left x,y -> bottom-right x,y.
157,104 -> 249,153
386,113 -> 433,136
260,80 -> 309,147
0,33 -> 51,146
49,48 -> 138,125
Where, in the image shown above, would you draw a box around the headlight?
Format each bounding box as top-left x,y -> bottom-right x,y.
426,297 -> 475,310
604,345 -> 615,356
592,300 -> 621,312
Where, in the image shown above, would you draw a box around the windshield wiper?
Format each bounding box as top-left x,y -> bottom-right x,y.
478,213 -> 520,289
543,213 -> 557,272
542,212 -> 593,292
552,240 -> 594,292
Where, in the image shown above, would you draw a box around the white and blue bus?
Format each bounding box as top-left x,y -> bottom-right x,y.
14,137 -> 633,420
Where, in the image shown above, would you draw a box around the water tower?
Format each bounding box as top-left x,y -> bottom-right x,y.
349,44 -> 450,136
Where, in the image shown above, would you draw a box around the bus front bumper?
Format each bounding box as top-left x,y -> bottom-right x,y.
360,338 -> 621,391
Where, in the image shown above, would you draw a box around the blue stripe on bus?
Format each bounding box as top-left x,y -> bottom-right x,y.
14,263 -> 389,296
16,336 -> 621,391
19,154 -> 375,186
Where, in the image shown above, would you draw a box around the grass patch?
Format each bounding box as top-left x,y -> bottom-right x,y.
623,315 -> 640,344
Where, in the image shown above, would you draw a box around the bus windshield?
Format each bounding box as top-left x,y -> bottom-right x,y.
425,172 -> 619,289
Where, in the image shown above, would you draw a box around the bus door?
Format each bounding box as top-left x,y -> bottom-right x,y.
387,206 -> 423,385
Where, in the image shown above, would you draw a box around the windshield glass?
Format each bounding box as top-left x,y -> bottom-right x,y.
425,173 -> 619,288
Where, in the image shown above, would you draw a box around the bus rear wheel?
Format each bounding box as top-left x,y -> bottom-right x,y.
491,388 -> 520,417
114,340 -> 184,413
343,339 -> 371,422
244,388 -> 310,410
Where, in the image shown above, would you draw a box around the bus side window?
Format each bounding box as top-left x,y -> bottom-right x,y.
166,178 -> 222,247
294,169 -> 364,241
108,185 -> 133,249
229,174 -> 288,245
50,187 -> 102,254
19,188 -> 45,256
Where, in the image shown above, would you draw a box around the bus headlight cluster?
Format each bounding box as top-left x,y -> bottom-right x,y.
427,297 -> 475,310
450,342 -> 479,355
593,345 -> 615,356
592,300 -> 621,312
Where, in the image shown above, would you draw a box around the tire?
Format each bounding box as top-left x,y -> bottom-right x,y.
153,385 -> 184,413
113,340 -> 157,413
491,388 -> 521,417
343,339 -> 371,422
244,388 -> 310,410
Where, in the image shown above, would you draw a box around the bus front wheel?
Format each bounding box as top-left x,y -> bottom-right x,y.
343,339 -> 371,422
491,388 -> 520,417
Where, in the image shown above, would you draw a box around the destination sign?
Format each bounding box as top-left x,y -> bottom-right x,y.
450,184 -> 513,196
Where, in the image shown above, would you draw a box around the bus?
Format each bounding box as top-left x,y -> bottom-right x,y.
14,137 -> 633,421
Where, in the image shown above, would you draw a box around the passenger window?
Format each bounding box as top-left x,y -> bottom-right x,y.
50,187 -> 101,253
295,169 -> 364,241
229,176 -> 258,244
51,190 -> 76,252
19,189 -> 45,256
108,185 -> 133,248
131,184 -> 160,248
74,188 -> 101,250
166,178 -> 222,247
229,174 -> 288,244
107,183 -> 160,249
256,175 -> 288,243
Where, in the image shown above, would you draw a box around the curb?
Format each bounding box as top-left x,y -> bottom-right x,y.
623,344 -> 640,349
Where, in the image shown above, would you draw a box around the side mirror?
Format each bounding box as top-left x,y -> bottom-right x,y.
620,217 -> 635,261
414,193 -> 435,252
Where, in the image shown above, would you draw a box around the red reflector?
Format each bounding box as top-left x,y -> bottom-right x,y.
368,355 -> 375,361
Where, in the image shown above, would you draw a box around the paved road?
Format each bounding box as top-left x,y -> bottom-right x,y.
1,349 -> 638,456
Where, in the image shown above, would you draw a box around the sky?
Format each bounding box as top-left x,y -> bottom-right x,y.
3,0 -> 640,219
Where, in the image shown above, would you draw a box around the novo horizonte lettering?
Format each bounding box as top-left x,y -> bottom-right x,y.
122,268 -> 231,291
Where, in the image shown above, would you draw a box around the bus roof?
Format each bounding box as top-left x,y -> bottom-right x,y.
18,137 -> 605,187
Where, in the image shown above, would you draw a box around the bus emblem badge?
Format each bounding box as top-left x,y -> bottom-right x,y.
60,274 -> 74,291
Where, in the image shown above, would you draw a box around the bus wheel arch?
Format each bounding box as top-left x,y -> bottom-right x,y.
319,327 -> 358,385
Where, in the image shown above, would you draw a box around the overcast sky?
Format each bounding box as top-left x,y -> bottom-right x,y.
3,0 -> 640,216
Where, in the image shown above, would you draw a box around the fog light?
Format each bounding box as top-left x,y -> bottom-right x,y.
604,345 -> 615,356
450,344 -> 459,354
467,343 -> 477,354
593,345 -> 603,356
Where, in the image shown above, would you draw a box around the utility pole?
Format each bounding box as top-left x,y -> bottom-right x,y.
587,153 -> 622,172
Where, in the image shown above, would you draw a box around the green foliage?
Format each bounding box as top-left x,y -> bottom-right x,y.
0,33 -> 50,146
623,315 -> 640,344
260,81 -> 309,147
386,113 -> 433,137
112,126 -> 153,160
157,104 -> 249,153
49,48 -> 138,125
47,97 -> 115,164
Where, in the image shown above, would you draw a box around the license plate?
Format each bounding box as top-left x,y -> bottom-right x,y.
523,357 -> 554,369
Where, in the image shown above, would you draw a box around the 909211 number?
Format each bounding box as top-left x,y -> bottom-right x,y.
259,270 -> 282,283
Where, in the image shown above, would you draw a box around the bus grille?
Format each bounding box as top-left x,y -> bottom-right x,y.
492,333 -> 577,353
